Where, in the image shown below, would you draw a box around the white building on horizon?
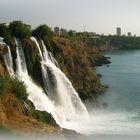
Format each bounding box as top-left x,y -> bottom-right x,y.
116,27 -> 121,36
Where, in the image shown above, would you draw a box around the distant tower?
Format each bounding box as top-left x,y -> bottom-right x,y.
128,32 -> 132,37
116,27 -> 121,36
54,27 -> 60,36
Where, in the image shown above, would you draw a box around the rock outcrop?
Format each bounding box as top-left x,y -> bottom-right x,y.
0,44 -> 7,75
0,36 -> 110,137
0,88 -> 66,139
51,37 -> 108,100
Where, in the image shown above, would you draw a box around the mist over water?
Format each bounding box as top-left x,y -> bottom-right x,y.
91,50 -> 140,138
97,50 -> 140,112
57,50 -> 140,138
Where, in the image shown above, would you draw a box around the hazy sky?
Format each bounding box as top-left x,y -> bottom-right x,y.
0,0 -> 140,35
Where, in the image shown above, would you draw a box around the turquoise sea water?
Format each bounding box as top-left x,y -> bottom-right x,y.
90,50 -> 140,139
97,50 -> 140,112
61,50 -> 140,140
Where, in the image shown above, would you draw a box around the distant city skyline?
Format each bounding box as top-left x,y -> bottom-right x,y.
0,0 -> 140,35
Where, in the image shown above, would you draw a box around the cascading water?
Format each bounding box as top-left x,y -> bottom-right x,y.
4,37 -> 88,129
14,38 -> 57,115
15,38 -> 28,75
3,37 -> 140,139
1,38 -> 14,76
31,37 -> 88,125
4,45 -> 14,76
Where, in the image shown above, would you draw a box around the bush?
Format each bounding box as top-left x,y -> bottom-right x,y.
0,23 -> 14,45
32,24 -> 53,40
0,76 -> 28,101
34,110 -> 58,127
0,123 -> 11,134
32,24 -> 54,52
4,32 -> 14,46
9,21 -> 31,39
0,23 -> 8,37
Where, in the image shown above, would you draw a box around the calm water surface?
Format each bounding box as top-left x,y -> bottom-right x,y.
89,50 -> 140,140
97,50 -> 140,112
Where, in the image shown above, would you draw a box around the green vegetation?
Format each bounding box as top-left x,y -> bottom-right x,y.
0,76 -> 28,101
67,30 -> 76,37
0,123 -> 11,134
9,21 -> 31,39
32,24 -> 54,51
0,23 -> 8,37
0,20 -> 140,50
87,35 -> 140,50
32,24 -> 53,40
23,99 -> 58,126
34,110 -> 58,126
107,35 -> 140,49
0,23 -> 13,46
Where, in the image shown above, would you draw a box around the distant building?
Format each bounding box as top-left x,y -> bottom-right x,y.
116,27 -> 121,36
54,27 -> 60,36
128,32 -> 132,37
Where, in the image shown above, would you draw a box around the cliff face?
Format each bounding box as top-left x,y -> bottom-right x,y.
0,75 -> 61,138
51,37 -> 107,100
0,42 -> 61,137
0,36 -> 109,136
0,92 -> 59,135
0,37 -> 109,100
22,39 -> 44,86
0,44 -> 7,75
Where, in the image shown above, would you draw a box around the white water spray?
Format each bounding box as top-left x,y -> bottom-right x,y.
4,37 -> 88,128
4,45 -> 14,76
4,38 -> 140,138
31,37 -> 88,125
14,38 -> 57,114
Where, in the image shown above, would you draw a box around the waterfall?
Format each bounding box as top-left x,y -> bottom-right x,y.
4,37 -> 89,129
4,45 -> 14,76
31,37 -> 88,125
3,38 -> 140,137
14,38 -> 56,116
15,38 -> 28,75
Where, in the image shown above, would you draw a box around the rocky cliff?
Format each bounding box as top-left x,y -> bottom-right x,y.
0,35 -> 110,137
51,37 -> 109,100
0,44 -> 7,75
12,37 -> 109,100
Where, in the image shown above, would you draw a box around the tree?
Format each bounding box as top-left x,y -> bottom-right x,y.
32,24 -> 54,52
32,24 -> 53,40
0,23 -> 13,45
68,30 -> 76,37
0,23 -> 8,37
9,21 -> 31,39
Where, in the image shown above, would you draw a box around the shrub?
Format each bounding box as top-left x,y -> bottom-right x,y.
34,110 -> 58,126
9,21 -> 31,39
0,23 -> 14,45
32,24 -> 53,40
0,76 -> 28,101
0,123 -> 11,134
0,23 -> 8,37
4,32 -> 14,46
32,24 -> 54,52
